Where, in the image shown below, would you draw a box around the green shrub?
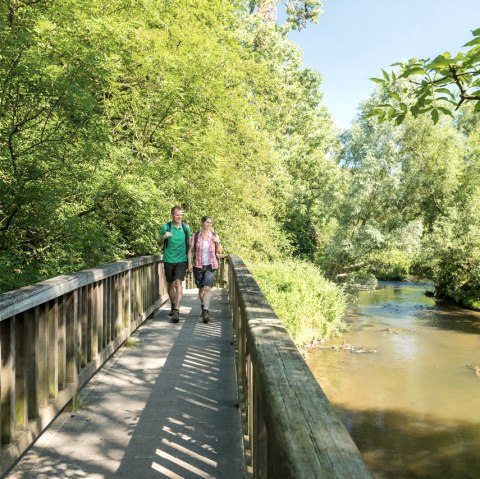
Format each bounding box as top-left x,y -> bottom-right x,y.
367,248 -> 412,280
250,260 -> 346,348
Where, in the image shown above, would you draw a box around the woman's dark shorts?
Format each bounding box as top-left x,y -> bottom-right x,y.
193,265 -> 216,288
164,262 -> 187,283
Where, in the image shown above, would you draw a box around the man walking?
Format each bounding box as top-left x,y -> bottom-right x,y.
158,206 -> 191,322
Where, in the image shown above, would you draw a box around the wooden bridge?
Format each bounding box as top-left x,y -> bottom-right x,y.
0,255 -> 372,478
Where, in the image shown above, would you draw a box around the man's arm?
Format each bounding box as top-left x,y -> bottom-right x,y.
157,224 -> 170,248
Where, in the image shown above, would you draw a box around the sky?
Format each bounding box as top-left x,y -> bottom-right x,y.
285,0 -> 480,130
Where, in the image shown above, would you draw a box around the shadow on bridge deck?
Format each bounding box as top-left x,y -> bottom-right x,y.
7,289 -> 245,479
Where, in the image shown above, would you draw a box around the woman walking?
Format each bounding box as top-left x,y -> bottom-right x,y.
187,216 -> 222,323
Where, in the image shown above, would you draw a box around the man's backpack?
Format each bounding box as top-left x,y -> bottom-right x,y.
164,221 -> 189,255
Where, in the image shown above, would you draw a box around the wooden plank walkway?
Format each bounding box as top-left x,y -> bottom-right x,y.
6,289 -> 245,479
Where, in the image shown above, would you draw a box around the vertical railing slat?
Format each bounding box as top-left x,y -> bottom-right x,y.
96,281 -> 104,353
115,274 -> 122,336
86,284 -> 93,363
26,308 -> 39,420
48,300 -> 58,399
37,305 -> 48,409
0,317 -> 15,444
65,291 -> 77,384
91,283 -> 99,363
14,314 -> 28,432
58,296 -> 66,390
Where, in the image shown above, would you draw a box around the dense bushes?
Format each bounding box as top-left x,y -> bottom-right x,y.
251,260 -> 346,347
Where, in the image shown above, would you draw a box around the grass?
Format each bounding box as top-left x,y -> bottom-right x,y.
71,392 -> 87,414
124,336 -> 138,348
250,259 -> 347,348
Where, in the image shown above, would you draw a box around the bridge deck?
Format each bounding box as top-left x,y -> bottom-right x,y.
7,289 -> 245,479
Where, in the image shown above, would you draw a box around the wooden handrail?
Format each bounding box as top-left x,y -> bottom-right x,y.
0,255 -> 167,475
227,255 -> 372,478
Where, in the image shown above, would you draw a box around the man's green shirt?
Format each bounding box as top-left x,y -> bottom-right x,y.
160,222 -> 191,263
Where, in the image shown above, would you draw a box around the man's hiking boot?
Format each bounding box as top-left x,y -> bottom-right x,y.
168,304 -> 175,317
172,309 -> 180,323
202,309 -> 209,323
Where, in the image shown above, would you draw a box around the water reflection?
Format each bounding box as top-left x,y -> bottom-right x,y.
307,281 -> 480,479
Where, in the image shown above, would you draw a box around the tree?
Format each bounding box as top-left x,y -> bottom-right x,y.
250,0 -> 322,30
415,106 -> 480,308
370,28 -> 480,125
321,93 -> 465,280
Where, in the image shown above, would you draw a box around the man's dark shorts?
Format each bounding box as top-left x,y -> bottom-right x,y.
193,265 -> 216,289
164,262 -> 187,283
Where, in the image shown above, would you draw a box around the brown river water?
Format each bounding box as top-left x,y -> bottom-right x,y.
306,281 -> 480,479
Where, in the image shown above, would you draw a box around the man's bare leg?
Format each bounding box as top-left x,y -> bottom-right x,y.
167,281 -> 176,306
174,279 -> 183,310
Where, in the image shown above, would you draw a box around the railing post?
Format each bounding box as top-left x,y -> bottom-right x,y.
26,308 -> 39,419
91,284 -> 99,363
14,314 -> 28,432
0,317 -> 15,444
79,286 -> 87,371
47,299 -> 59,400
103,277 -> 109,346
126,270 -> 132,328
58,296 -> 66,391
114,274 -> 121,336
65,291 -> 78,385
86,284 -> 93,363
96,281 -> 104,354
38,304 -> 49,409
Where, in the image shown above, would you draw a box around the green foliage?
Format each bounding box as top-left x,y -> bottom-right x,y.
366,249 -> 412,280
71,392 -> 87,413
251,260 -> 346,347
124,337 -> 138,348
370,28 -> 480,125
242,18 -> 341,261
0,0 -> 339,294
322,91 -> 480,308
322,94 -> 465,283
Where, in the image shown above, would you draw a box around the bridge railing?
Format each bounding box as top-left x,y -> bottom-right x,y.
0,255 -> 167,475
1,253 -> 370,478
227,255 -> 372,479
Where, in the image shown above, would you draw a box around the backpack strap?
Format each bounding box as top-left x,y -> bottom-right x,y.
182,222 -> 190,255
163,221 -> 172,249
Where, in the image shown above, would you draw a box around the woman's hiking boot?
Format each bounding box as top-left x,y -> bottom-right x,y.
202,309 -> 209,323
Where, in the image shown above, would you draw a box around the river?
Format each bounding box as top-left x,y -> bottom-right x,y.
306,281 -> 480,479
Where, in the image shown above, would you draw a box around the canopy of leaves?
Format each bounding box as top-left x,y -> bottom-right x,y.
0,0 -> 338,292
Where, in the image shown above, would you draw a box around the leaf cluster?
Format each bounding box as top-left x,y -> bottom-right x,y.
370,28 -> 480,125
